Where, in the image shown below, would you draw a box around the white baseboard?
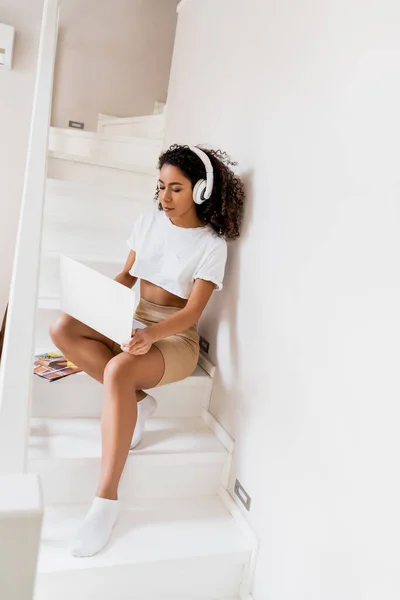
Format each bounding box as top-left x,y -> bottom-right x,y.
201,409 -> 234,489
218,487 -> 258,600
198,351 -> 216,378
201,409 -> 234,454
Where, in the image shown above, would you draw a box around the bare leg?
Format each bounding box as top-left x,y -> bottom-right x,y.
97,347 -> 165,499
71,347 -> 165,557
50,313 -> 147,402
50,313 -> 114,382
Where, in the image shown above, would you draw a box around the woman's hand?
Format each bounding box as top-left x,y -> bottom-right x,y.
121,328 -> 154,355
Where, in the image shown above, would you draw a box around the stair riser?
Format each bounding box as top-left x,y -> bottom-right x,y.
99,118 -> 165,139
49,130 -> 162,169
48,157 -> 157,196
35,307 -> 62,348
28,456 -> 226,504
41,225 -> 129,266
35,555 -> 246,598
44,188 -> 154,232
32,375 -> 210,419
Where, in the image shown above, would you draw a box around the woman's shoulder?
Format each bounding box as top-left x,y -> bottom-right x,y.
204,227 -> 228,251
199,228 -> 227,264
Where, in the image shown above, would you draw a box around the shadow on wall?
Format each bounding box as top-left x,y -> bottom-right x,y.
205,169 -> 255,440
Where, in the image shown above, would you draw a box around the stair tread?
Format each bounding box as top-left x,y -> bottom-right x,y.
29,416 -> 226,460
42,249 -> 124,264
49,127 -> 163,146
32,353 -> 210,388
48,150 -> 158,175
100,112 -> 165,123
46,177 -> 153,202
38,496 -> 251,574
41,219 -> 130,263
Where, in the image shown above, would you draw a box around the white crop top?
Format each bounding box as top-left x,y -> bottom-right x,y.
126,210 -> 227,299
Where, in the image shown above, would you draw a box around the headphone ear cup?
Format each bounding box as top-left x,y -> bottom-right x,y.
193,179 -> 207,205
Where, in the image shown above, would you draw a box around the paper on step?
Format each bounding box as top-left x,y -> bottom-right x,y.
60,255 -> 137,345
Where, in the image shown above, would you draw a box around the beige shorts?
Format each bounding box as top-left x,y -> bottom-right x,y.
112,298 -> 199,387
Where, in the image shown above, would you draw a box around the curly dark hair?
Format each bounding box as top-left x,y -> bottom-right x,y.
155,144 -> 245,240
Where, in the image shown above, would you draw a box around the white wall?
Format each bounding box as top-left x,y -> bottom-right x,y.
51,0 -> 178,131
165,1 -> 400,598
0,1 -> 44,332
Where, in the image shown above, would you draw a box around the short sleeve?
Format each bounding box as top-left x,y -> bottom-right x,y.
194,241 -> 228,291
126,214 -> 144,251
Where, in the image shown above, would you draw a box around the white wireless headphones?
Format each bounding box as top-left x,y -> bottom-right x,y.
189,145 -> 214,205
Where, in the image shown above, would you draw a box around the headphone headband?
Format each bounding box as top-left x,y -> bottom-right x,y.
188,145 -> 214,200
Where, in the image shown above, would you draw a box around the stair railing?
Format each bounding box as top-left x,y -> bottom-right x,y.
0,0 -> 59,473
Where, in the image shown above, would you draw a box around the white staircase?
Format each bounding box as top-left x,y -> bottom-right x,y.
28,111 -> 256,599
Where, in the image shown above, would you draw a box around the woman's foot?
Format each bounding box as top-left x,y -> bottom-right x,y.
71,497 -> 119,557
130,394 -> 158,449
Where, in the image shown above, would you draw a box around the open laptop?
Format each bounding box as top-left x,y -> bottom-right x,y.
60,255 -> 145,345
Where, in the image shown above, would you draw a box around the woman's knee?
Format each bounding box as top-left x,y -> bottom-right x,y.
103,354 -> 138,387
49,313 -> 77,346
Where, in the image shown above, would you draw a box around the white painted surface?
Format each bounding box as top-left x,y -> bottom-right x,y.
154,100 -> 166,115
47,153 -> 158,195
0,0 -> 44,328
43,178 -> 155,232
35,496 -> 250,598
51,0 -> 177,131
48,127 -> 162,168
32,363 -> 212,418
0,474 -> 43,600
98,113 -> 165,138
0,0 -> 58,473
28,416 -> 227,503
168,1 -> 400,598
42,219 -> 130,263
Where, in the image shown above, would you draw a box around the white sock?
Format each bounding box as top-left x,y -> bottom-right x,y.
130,394 -> 158,450
71,497 -> 119,557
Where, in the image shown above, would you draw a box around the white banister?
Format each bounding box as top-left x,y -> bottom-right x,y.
0,0 -> 59,473
0,474 -> 43,600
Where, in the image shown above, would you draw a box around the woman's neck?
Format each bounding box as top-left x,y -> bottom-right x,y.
169,208 -> 205,229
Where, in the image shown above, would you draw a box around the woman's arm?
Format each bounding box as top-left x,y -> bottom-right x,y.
114,250 -> 137,288
121,279 -> 215,355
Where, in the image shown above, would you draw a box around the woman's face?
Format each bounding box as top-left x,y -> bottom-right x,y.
158,164 -> 195,220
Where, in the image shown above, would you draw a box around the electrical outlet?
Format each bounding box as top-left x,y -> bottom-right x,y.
234,479 -> 252,511
68,120 -> 84,129
199,336 -> 210,354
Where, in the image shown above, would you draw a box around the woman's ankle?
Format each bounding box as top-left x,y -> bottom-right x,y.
96,487 -> 118,501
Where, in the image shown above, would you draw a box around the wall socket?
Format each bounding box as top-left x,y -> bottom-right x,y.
234,479 -> 252,511
68,120 -> 84,129
199,336 -> 210,354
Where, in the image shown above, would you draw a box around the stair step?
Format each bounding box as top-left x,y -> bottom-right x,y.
48,151 -> 158,176
28,416 -> 226,503
41,220 -> 129,264
97,112 -> 165,139
48,155 -> 157,196
48,127 -> 162,169
32,350 -> 212,418
38,596 -> 239,600
34,496 -> 250,599
44,177 -> 155,231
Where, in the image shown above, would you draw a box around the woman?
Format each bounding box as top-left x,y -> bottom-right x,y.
50,144 -> 245,557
